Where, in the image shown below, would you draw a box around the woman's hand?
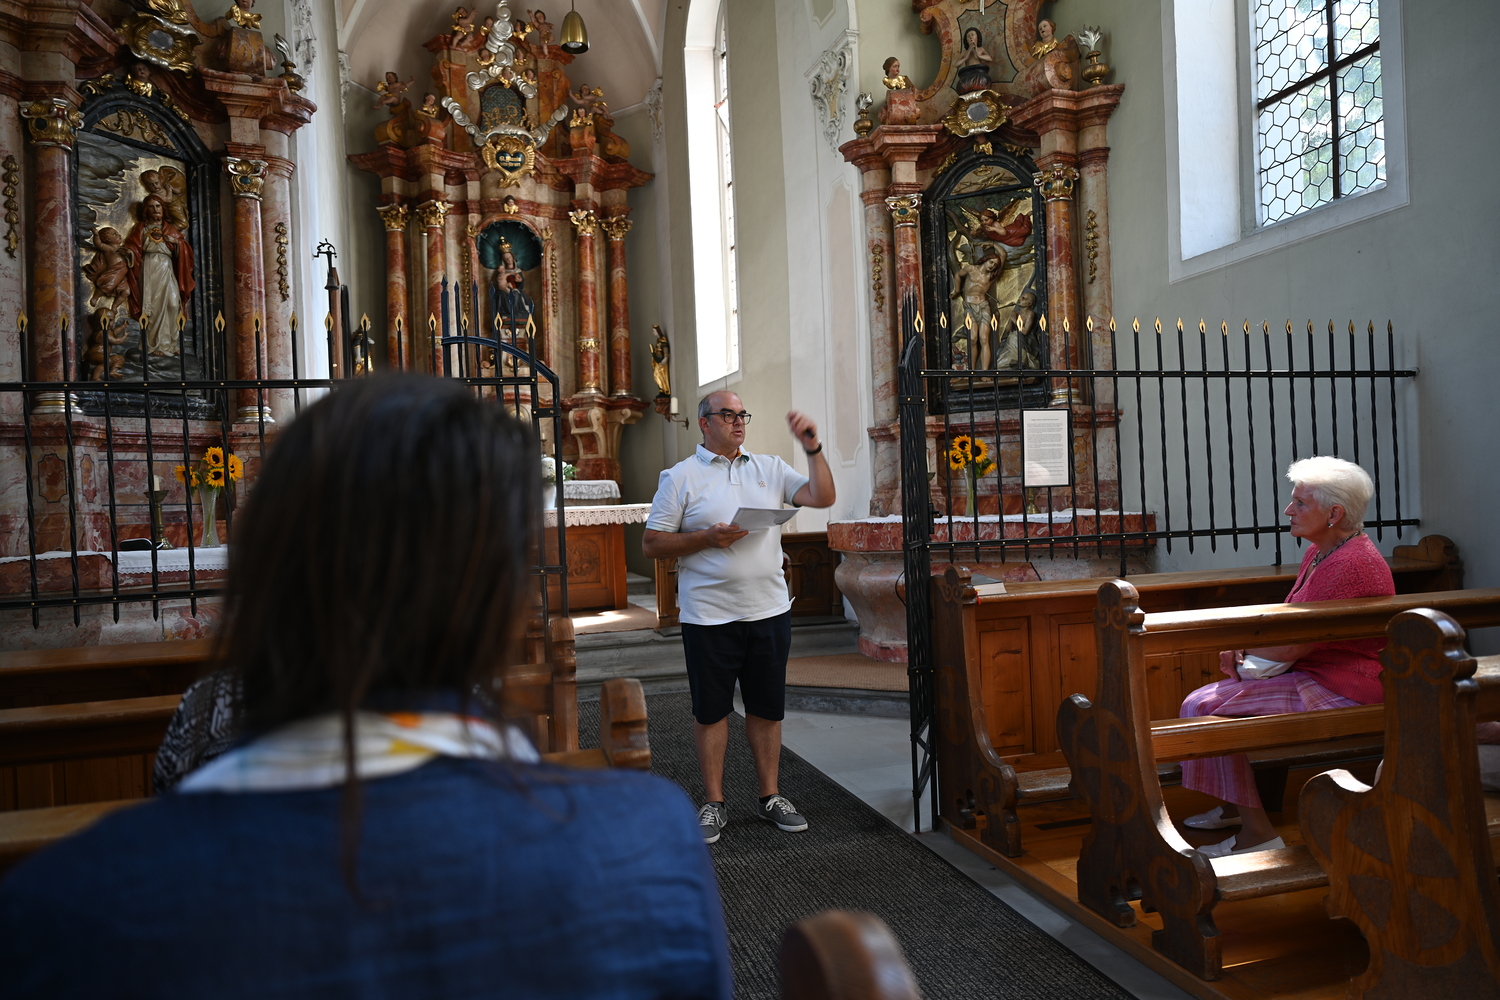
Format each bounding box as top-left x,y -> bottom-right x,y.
1219,649 -> 1243,681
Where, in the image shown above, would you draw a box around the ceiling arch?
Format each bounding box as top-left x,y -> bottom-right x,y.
340,0 -> 664,111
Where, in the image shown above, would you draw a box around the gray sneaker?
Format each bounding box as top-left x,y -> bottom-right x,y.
698,801 -> 727,844
758,793 -> 809,832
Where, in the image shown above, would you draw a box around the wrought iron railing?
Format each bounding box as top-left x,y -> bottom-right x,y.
0,246 -> 568,632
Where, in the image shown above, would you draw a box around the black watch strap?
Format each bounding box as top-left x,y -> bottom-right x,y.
804,443 -> 823,456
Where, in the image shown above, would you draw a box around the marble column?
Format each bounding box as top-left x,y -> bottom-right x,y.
1078,145 -> 1114,412
876,191 -> 922,516
376,203 -> 409,369
21,99 -> 82,414
416,200 -> 449,376
884,193 -> 923,342
600,215 -> 632,398
1034,163 -> 1081,406
0,84 -> 26,413
260,151 -> 295,422
569,209 -> 602,394
225,157 -> 271,423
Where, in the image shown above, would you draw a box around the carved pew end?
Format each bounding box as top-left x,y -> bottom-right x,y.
779,910 -> 922,1000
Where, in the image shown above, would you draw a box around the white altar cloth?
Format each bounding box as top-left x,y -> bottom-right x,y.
542,503 -> 651,528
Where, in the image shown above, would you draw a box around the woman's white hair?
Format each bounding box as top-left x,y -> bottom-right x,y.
1286,456 -> 1374,531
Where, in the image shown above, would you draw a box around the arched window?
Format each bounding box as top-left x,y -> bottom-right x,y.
685,0 -> 740,387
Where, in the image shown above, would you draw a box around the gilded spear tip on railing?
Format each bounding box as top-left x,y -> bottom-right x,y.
177,311 -> 187,330
428,313 -> 437,332
1154,318 -> 1162,335
215,312 -> 226,333
324,312 -> 333,331
1243,320 -> 1250,335
1348,320 -> 1355,335
1198,318 -> 1207,334
1220,320 -> 1229,337
914,313 -> 925,335
360,314 -> 371,331
1085,315 -> 1094,333
1132,317 -> 1140,334
1062,317 -> 1070,334
1108,317 -> 1116,333
16,311 -> 25,335
1174,318 -> 1183,333
1368,320 -> 1375,335
394,315 -> 403,333
1038,314 -> 1047,333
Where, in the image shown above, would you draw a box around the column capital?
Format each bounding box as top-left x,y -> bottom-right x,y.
1034,164 -> 1080,202
22,99 -> 83,150
600,216 -> 633,240
377,203 -> 409,231
415,200 -> 450,229
569,209 -> 599,235
224,157 -> 269,199
885,192 -> 921,227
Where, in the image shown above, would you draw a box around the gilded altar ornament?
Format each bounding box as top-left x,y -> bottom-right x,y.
1033,163 -> 1079,201
275,34 -> 306,92
2,156 -> 17,258
885,193 -> 921,226
227,0 -> 262,30
975,138 -> 993,156
1085,209 -> 1099,284
852,93 -> 874,137
119,1 -> 199,73
650,325 -> 671,398
416,200 -> 451,229
941,90 -> 1007,138
22,100 -> 84,148
502,195 -> 520,214
1077,26 -> 1110,87
275,222 -> 290,301
224,157 -> 267,199
569,209 -> 599,234
376,203 -> 408,230
869,242 -> 885,311
125,66 -> 155,97
478,134 -> 537,186
600,217 -> 632,240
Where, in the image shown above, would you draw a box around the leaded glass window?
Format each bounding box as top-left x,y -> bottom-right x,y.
1253,0 -> 1382,225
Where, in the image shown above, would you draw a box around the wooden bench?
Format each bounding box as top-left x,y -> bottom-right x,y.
0,676 -> 651,878
653,529 -> 845,629
1300,609 -> 1500,999
933,535 -> 1463,859
0,615 -> 581,810
779,910 -> 921,1000
1057,580 -> 1500,980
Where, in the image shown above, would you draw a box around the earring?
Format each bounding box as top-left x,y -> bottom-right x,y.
1327,522 -> 1335,528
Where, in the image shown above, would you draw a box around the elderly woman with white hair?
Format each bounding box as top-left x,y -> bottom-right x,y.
1179,456 -> 1394,857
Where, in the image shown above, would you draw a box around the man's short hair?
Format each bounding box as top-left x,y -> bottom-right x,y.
697,392 -> 735,422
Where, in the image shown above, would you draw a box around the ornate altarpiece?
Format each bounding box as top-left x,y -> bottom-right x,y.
349,1 -> 652,483
0,0 -> 314,558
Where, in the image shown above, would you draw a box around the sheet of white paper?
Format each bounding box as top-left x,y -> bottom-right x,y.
730,507 -> 798,531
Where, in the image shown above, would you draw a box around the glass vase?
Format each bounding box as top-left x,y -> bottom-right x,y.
198,487 -> 221,548
964,468 -> 978,517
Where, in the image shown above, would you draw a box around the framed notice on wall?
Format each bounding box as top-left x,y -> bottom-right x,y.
1021,409 -> 1072,487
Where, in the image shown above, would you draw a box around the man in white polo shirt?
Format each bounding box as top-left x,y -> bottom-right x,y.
642,390 -> 836,844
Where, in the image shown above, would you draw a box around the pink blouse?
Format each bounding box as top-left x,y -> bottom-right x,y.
1284,532 -> 1395,704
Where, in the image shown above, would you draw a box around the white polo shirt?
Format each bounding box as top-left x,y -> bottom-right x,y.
646,444 -> 810,627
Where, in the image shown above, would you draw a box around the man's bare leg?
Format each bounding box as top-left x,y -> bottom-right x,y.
694,718 -> 729,802
745,714 -> 782,798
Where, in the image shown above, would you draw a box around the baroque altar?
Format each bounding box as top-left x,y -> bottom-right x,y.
834,0 -> 1135,659
347,2 -> 652,483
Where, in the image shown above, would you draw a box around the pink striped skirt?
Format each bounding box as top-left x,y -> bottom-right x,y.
1178,672 -> 1359,808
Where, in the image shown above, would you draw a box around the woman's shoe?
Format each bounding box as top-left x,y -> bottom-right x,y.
1197,834 -> 1286,858
1183,806 -> 1241,830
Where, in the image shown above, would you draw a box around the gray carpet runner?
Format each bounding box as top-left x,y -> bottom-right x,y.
579,692 -> 1132,1000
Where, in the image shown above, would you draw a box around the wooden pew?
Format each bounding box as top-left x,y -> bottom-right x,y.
0,614 -> 580,810
1056,580 -> 1500,980
1300,610 -> 1500,999
779,910 -> 921,1000
933,534 -> 1463,859
0,677 -> 652,878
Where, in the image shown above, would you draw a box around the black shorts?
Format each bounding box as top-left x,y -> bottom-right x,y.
681,612 -> 792,725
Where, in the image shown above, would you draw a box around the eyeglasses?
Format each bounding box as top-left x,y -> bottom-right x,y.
711,410 -> 752,425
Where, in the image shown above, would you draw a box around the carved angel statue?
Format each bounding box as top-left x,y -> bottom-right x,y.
227,0 -> 261,30
451,5 -> 475,36
527,8 -> 554,46
953,204 -> 1033,248
881,57 -> 912,91
417,93 -> 443,118
572,84 -> 609,118
374,71 -> 414,113
1031,19 -> 1060,59
650,325 -> 671,398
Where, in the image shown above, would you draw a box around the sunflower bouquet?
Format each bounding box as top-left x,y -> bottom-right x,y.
173,446 -> 243,547
946,434 -> 995,517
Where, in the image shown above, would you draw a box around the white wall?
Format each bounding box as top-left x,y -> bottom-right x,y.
1054,0 -> 1500,611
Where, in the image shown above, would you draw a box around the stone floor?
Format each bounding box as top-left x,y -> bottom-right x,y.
770,702 -> 1195,1000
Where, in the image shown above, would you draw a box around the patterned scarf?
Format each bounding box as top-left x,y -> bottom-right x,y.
177,711 -> 538,793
